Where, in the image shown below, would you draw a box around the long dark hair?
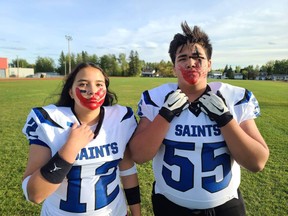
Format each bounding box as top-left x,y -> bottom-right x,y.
55,62 -> 117,107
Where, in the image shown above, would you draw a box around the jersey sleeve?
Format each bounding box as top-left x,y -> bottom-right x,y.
234,90 -> 260,123
22,107 -> 50,148
121,106 -> 138,142
137,90 -> 160,121
209,82 -> 261,124
137,83 -> 178,121
104,105 -> 138,147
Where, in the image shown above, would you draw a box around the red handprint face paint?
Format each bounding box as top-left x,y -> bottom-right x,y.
175,44 -> 209,85
75,87 -> 106,110
178,62 -> 202,85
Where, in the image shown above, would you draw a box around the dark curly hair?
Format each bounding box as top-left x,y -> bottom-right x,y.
55,62 -> 117,107
168,21 -> 213,65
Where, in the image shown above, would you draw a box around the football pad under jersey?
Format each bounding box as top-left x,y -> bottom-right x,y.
23,104 -> 137,216
137,82 -> 260,209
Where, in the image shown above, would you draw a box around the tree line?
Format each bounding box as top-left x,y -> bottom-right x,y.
10,50 -> 163,77
221,59 -> 288,80
9,50 -> 288,78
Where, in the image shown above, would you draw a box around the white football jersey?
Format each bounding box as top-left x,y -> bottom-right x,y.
137,82 -> 260,209
23,104 -> 137,216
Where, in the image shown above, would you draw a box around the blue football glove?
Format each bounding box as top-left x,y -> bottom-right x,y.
198,90 -> 233,127
159,89 -> 189,123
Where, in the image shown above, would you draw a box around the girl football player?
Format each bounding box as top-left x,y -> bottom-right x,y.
22,62 -> 141,216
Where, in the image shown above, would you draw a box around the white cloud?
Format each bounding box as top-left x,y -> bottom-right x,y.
0,0 -> 287,69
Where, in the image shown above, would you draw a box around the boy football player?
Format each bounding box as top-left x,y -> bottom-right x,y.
130,21 -> 269,216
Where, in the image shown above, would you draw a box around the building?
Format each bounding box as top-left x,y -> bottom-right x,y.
234,73 -> 243,80
270,74 -> 288,81
0,57 -> 34,78
9,67 -> 35,78
141,69 -> 157,77
0,58 -> 8,78
256,72 -> 268,80
208,71 -> 223,79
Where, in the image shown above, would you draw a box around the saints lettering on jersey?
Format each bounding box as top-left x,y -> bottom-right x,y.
23,104 -> 137,216
138,82 -> 259,209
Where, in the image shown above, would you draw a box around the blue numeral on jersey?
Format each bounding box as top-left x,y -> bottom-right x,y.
202,142 -> 232,193
60,166 -> 86,213
95,159 -> 120,209
163,141 -> 195,192
60,160 -> 120,213
162,140 -> 232,193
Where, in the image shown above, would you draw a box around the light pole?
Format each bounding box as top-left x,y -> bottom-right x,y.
65,35 -> 72,73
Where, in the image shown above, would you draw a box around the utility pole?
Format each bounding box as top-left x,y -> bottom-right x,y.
65,35 -> 72,73
17,55 -> 19,77
64,61 -> 66,76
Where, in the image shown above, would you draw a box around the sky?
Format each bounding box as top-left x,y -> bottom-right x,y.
0,0 -> 287,69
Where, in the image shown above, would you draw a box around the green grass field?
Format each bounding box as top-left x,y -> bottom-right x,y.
0,77 -> 287,216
